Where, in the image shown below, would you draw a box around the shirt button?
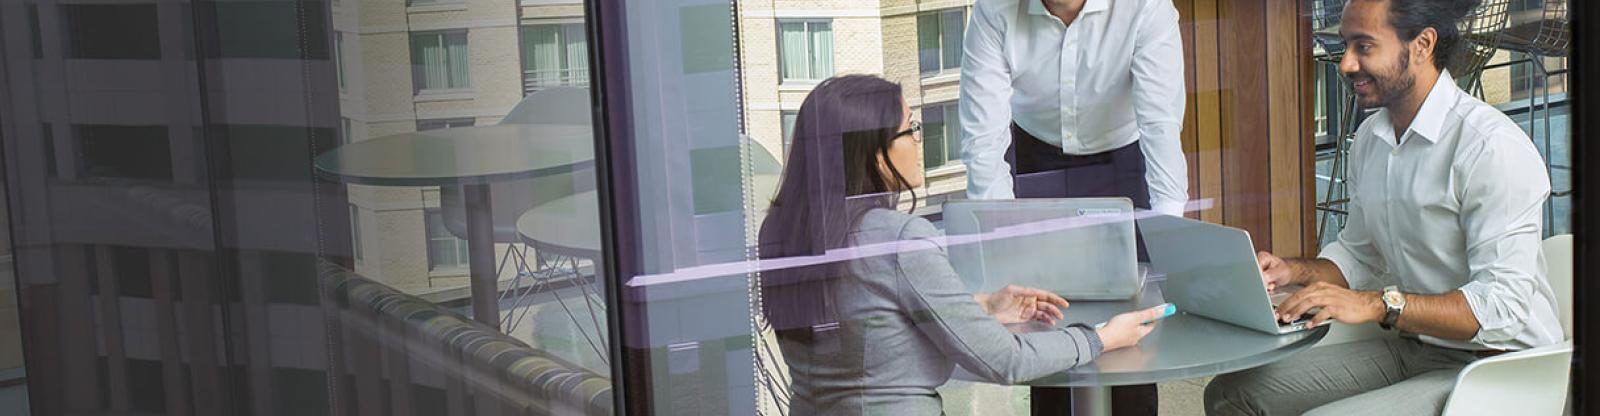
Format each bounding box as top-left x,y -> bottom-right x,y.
1066,107 -> 1077,116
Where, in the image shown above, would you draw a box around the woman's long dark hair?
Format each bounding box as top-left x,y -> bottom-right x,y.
758,75 -> 918,331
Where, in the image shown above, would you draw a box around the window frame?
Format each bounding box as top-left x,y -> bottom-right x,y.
917,7 -> 968,78
775,19 -> 834,84
409,30 -> 472,95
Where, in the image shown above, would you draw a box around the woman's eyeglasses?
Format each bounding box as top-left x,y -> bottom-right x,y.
894,121 -> 923,143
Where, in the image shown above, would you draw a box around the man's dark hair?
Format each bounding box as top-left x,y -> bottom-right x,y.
1384,0 -> 1482,70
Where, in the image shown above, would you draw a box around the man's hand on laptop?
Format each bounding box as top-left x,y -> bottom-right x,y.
1256,251 -> 1298,291
1273,282 -> 1384,327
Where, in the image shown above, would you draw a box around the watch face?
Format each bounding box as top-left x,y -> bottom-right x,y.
1384,291 -> 1405,307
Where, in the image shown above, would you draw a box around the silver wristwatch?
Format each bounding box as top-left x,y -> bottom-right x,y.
1380,285 -> 1406,330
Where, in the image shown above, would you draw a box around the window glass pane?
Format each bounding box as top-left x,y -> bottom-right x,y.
75,124 -> 172,181
945,103 -> 962,165
942,9 -> 964,72
781,110 -> 798,155
62,4 -> 161,59
216,125 -> 323,183
778,21 -> 809,81
922,104 -> 947,168
917,14 -> 940,75
28,5 -> 43,59
521,23 -> 587,93
350,205 -> 362,262
41,123 -> 57,177
411,31 -> 469,92
0,0 -> 612,413
209,1 -> 328,59
808,21 -> 833,80
335,32 -> 346,89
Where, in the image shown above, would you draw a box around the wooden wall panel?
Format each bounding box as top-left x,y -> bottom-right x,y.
1175,0 -> 1315,256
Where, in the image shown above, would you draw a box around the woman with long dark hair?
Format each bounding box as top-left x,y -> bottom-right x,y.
758,75 -> 1164,414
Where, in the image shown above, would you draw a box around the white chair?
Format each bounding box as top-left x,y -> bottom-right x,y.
1308,235 -> 1573,415
1440,234 -> 1573,416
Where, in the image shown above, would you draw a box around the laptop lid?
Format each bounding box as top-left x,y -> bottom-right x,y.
943,198 -> 1140,300
1137,215 -> 1285,334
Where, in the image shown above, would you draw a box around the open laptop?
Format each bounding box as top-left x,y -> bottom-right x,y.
1137,214 -> 1328,334
943,198 -> 1142,300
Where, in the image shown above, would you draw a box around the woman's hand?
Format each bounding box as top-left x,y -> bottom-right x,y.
1095,306 -> 1166,352
976,285 -> 1070,325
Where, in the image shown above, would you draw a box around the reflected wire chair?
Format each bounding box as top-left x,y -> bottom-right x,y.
1474,0 -> 1571,235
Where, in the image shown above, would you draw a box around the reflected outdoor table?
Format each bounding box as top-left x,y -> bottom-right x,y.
957,276 -> 1328,416
314,123 -> 594,330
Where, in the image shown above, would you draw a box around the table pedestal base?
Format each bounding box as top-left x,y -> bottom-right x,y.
1031,386 -> 1111,416
1072,386 -> 1111,416
464,184 -> 500,330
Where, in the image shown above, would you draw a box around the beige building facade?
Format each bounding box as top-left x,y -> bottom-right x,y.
740,0 -> 977,212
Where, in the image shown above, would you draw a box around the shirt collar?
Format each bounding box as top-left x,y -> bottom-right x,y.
1371,70 -> 1457,146
1407,70 -> 1456,144
1028,0 -> 1107,17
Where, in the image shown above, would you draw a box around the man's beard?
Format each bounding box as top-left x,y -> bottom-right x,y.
1351,50 -> 1417,109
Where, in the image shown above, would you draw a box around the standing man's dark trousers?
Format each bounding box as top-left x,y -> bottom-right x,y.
1008,124 -> 1159,416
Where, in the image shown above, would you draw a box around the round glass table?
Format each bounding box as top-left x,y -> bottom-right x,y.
314,123 -> 594,329
957,277 -> 1328,416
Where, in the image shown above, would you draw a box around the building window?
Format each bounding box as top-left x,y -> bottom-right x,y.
75,124 -> 173,181
334,32 -> 346,90
339,118 -> 352,145
921,102 -> 962,171
777,20 -> 832,83
408,0 -> 463,6
411,31 -> 470,93
780,110 -> 798,156
28,5 -> 43,59
62,4 -> 162,59
520,23 -> 589,95
424,209 -> 468,272
918,8 -> 965,76
417,118 -> 475,131
350,205 -> 362,263
42,123 -> 58,177
205,1 -> 330,59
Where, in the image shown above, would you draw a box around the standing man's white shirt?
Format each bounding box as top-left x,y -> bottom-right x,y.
1320,70 -> 1563,351
959,0 -> 1189,216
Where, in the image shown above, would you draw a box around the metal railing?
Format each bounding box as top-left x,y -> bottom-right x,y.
523,69 -> 590,95
322,262 -> 613,415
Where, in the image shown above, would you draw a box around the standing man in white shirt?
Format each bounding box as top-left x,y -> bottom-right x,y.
959,0 -> 1188,217
959,1 -> 1186,414
1204,0 -> 1563,414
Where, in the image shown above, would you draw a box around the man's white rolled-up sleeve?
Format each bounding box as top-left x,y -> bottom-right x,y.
1452,134 -> 1551,344
1131,0 -> 1189,216
959,0 -> 1017,200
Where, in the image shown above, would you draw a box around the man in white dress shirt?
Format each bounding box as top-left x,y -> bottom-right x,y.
1205,0 -> 1563,414
959,1 -> 1187,413
959,0 -> 1188,217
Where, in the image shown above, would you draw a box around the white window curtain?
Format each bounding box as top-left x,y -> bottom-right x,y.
941,10 -> 963,73
563,24 -> 589,84
808,21 -> 832,80
779,22 -> 808,81
521,23 -> 589,92
779,20 -> 831,82
523,25 -> 562,87
918,14 -> 940,74
918,9 -> 965,76
412,31 -> 469,92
